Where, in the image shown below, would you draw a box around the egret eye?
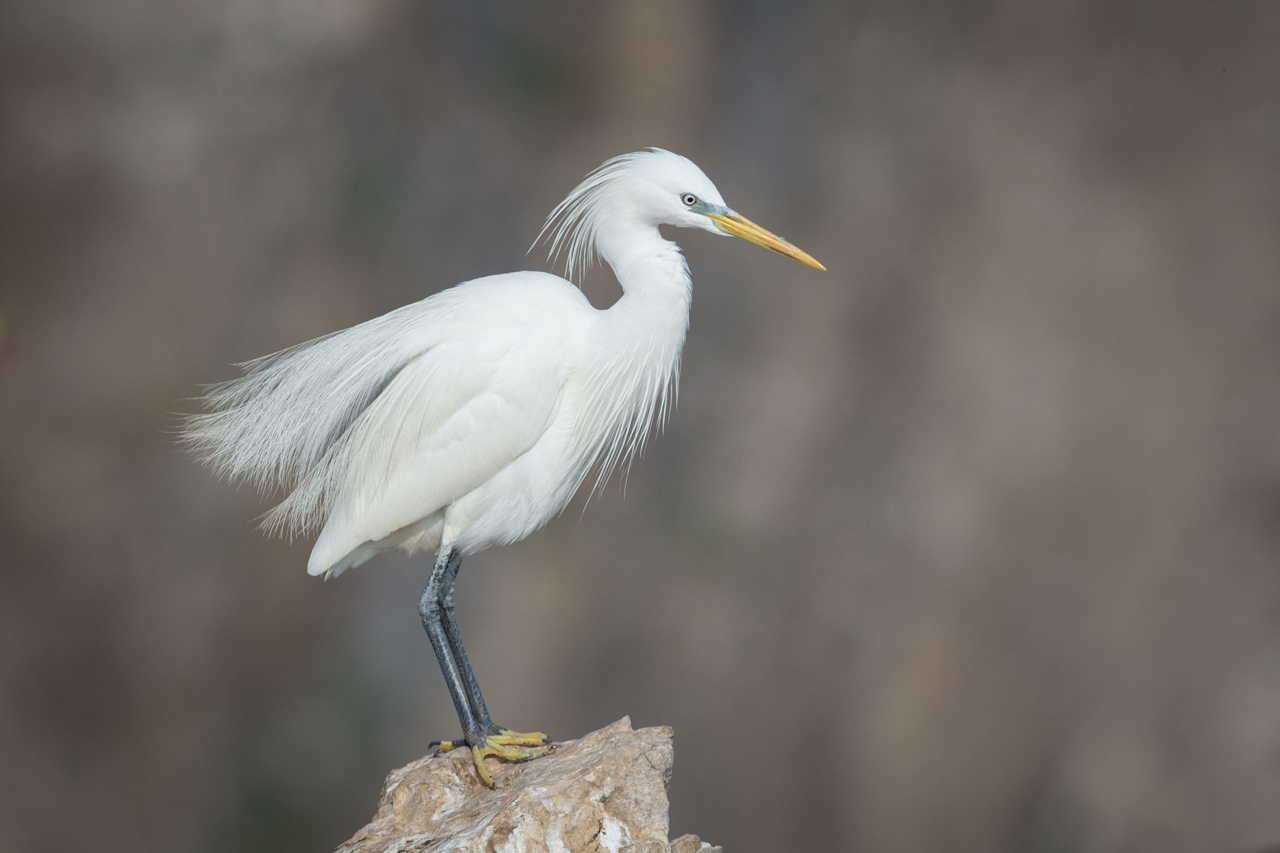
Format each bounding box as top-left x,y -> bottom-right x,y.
681,193 -> 698,207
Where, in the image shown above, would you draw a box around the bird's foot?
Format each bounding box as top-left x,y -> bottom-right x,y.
433,730 -> 555,788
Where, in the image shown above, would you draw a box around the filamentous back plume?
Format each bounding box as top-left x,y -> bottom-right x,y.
182,302 -> 435,537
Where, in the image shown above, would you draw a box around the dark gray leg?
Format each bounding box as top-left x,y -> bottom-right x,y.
436,550 -> 498,733
418,549 -> 482,741
421,548 -> 553,788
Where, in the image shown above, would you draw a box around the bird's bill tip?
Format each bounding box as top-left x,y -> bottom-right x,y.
708,211 -> 826,271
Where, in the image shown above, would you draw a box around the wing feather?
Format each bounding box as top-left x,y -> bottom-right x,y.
306,320 -> 570,573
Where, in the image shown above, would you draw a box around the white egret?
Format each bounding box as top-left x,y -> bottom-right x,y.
184,149 -> 824,787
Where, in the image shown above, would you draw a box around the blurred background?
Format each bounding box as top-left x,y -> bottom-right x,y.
3,1 -> 1279,851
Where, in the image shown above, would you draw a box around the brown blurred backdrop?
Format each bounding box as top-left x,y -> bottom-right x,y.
3,2 -> 1279,851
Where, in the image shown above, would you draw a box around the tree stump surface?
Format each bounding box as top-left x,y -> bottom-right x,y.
337,717 -> 720,853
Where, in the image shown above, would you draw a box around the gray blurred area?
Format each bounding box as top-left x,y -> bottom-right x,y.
2,1 -> 1279,851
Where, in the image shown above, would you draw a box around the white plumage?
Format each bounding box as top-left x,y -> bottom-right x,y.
184,149 -> 823,580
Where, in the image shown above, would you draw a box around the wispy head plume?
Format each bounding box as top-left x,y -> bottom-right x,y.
533,148 -> 698,284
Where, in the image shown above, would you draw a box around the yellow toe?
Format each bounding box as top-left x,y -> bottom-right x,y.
491,729 -> 550,747
470,744 -> 497,788
466,735 -> 556,788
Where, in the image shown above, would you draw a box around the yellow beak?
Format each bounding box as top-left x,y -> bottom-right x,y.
707,210 -> 826,271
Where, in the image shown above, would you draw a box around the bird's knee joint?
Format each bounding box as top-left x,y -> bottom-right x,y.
418,589 -> 442,623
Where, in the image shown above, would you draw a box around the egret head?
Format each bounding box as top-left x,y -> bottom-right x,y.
539,148 -> 825,281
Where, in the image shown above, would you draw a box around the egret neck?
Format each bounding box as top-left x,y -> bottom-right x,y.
572,222 -> 691,491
